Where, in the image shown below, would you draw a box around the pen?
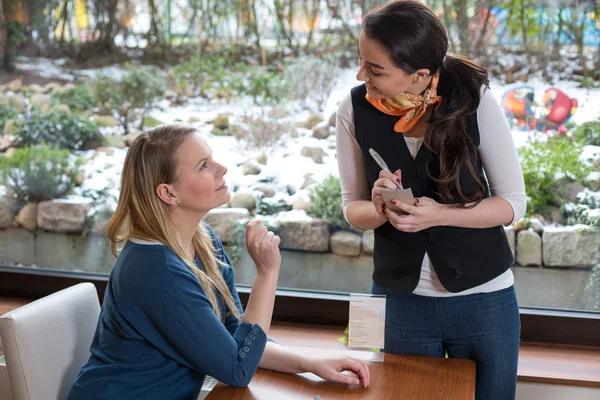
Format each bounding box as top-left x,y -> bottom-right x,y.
369,148 -> 403,190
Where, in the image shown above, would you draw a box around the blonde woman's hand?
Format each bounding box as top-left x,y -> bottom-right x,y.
245,219 -> 281,277
308,356 -> 370,388
372,169 -> 402,214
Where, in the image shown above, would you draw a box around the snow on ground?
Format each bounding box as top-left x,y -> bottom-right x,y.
5,60 -> 600,223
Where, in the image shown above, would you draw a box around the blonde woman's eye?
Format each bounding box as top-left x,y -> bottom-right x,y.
199,162 -> 208,170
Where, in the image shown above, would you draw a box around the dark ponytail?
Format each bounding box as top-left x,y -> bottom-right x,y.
363,1 -> 489,206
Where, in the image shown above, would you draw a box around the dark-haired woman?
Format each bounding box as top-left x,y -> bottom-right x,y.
335,1 -> 526,399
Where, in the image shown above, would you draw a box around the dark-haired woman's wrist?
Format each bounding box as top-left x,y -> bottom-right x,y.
346,200 -> 388,230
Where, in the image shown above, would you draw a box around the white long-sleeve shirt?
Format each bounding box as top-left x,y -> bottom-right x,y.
335,86 -> 527,297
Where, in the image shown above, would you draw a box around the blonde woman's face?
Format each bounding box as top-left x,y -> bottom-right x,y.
172,133 -> 231,212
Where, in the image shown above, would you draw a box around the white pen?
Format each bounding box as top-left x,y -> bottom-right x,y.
369,148 -> 403,190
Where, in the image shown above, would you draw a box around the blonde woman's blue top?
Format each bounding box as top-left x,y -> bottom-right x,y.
67,226 -> 267,399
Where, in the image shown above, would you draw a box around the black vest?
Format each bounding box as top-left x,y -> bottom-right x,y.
351,84 -> 513,295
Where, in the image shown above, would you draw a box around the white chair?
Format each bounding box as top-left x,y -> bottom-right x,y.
0,283 -> 101,400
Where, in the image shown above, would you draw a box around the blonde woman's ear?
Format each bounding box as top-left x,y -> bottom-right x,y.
156,183 -> 178,206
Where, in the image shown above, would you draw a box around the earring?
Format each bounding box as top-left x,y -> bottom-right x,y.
175,199 -> 180,206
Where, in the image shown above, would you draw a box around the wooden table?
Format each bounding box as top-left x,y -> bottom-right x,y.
206,347 -> 476,400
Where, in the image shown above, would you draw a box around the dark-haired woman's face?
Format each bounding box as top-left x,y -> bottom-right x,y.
356,31 -> 427,99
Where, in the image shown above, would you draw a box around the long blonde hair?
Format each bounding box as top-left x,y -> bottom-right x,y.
106,124 -> 241,320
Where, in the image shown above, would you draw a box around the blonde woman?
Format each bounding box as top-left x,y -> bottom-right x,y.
68,125 -> 369,399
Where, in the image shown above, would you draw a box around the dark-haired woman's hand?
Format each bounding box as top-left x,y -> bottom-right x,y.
372,169 -> 402,215
384,196 -> 446,232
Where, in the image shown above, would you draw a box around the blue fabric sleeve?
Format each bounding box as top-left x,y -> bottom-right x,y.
209,226 -> 276,344
120,249 -> 267,388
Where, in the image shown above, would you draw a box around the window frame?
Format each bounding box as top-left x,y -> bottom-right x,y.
1,265 -> 599,346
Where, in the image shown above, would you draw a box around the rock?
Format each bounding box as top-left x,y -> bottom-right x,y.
292,193 -> 311,211
55,104 -> 72,117
75,171 -> 85,186
213,113 -> 230,130
286,185 -> 297,196
4,147 -> 17,157
30,93 -> 52,109
125,130 -> 143,146
594,158 -> 600,170
513,218 -> 529,232
505,71 -> 516,84
165,90 -> 178,99
142,115 -> 163,128
63,83 -> 77,91
507,64 -> 524,74
549,206 -> 564,225
330,231 -> 362,256
103,135 -> 127,149
362,230 -> 374,254
243,159 -> 261,176
542,226 -> 600,267
300,176 -> 317,190
7,94 -> 26,112
37,200 -> 92,233
228,124 -> 245,138
16,203 -> 38,231
0,207 -> 16,229
529,218 -> 545,235
229,192 -> 256,211
312,125 -> 331,139
8,79 -> 23,92
301,146 -> 326,164
255,153 -> 267,165
0,134 -> 17,151
203,208 -> 250,244
28,84 -> 43,93
253,185 -> 275,198
188,116 -> 202,123
304,114 -> 324,129
211,127 -> 228,136
517,229 -> 542,266
278,219 -> 330,252
504,225 -> 516,259
43,82 -> 62,93
531,214 -> 546,224
3,119 -> 17,136
329,112 -> 337,127
91,115 -> 120,127
95,147 -> 114,155
565,181 -> 585,203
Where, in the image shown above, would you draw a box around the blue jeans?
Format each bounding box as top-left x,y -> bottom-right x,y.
371,283 -> 520,400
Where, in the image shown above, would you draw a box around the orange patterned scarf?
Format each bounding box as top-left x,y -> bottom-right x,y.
366,73 -> 442,132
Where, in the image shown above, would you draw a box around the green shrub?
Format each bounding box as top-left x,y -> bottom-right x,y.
52,84 -> 97,114
231,66 -> 288,105
307,175 -> 348,230
93,63 -> 166,132
519,137 -> 592,217
573,120 -> 600,146
14,107 -> 101,150
282,56 -> 341,111
562,203 -> 600,228
0,144 -> 83,202
0,104 -> 19,132
169,52 -> 233,98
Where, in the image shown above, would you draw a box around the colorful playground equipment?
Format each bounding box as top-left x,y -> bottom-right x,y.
502,85 -> 578,132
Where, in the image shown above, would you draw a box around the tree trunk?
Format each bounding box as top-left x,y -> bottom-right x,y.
0,0 -> 6,69
454,0 -> 470,55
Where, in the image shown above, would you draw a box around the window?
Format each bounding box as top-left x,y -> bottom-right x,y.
1,0 -> 599,345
